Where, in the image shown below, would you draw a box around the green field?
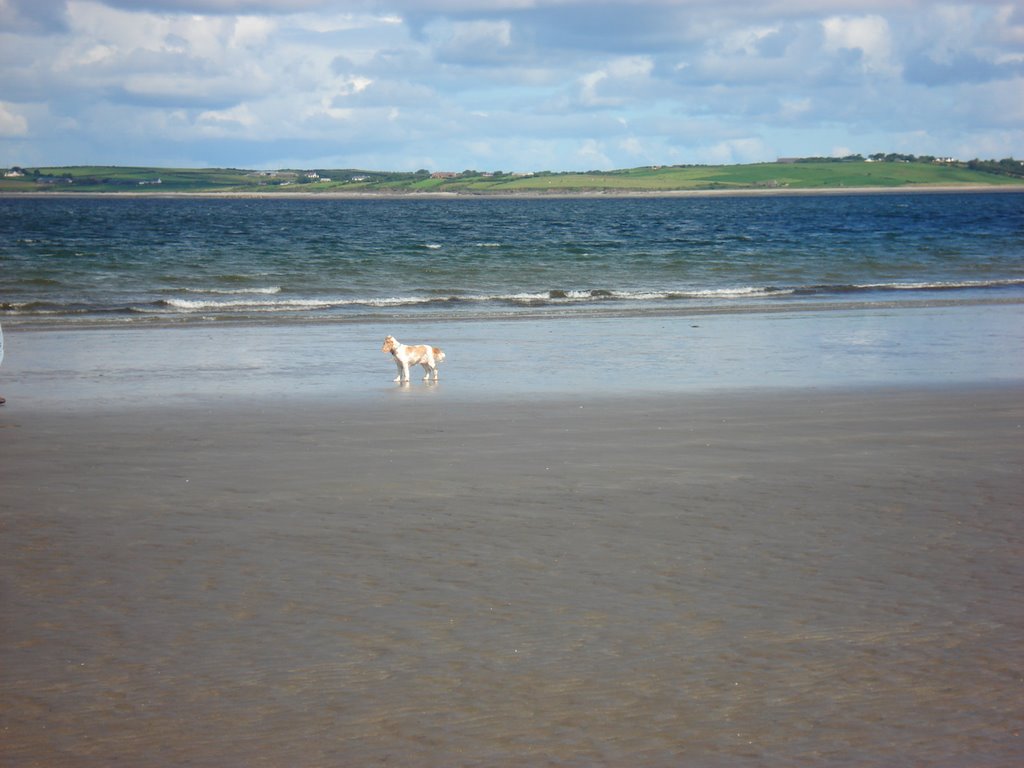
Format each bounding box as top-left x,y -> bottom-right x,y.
3,159 -> 1023,195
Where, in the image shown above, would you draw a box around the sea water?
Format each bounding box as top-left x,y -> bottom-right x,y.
2,192 -> 1023,407
2,192 -> 1022,327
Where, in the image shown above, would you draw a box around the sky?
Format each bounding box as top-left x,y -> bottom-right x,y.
1,0 -> 1022,172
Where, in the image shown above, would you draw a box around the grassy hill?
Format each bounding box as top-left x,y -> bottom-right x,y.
3,159 -> 1023,195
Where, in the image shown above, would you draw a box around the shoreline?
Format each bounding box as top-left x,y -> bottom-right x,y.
2,183 -> 1023,200
4,294 -> 1023,332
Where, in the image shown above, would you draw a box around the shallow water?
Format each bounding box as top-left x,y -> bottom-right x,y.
3,301 -> 1023,411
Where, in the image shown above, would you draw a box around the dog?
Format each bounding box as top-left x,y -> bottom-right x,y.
381,335 -> 445,383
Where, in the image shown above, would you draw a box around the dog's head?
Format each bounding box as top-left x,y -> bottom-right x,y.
381,335 -> 398,353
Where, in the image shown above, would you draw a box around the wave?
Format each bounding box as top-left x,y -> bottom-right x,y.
148,279 -> 1024,312
4,278 -> 1022,321
1,301 -> 144,316
157,297 -> 335,311
784,279 -> 1024,297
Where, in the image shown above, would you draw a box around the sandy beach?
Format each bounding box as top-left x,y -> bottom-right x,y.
2,297 -> 1024,768
2,322 -> 1023,767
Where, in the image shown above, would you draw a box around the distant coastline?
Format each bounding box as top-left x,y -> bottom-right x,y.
3,184 -> 1023,200
4,158 -> 1023,197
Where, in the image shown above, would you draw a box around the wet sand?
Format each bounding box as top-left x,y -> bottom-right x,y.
2,386 -> 1022,766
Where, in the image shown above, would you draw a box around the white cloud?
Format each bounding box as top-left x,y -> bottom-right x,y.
699,137 -> 769,165
447,19 -> 512,48
821,14 -> 899,77
76,43 -> 118,67
198,102 -> 256,127
0,101 -> 29,136
229,15 -> 275,47
575,138 -> 612,168
337,75 -> 373,96
779,96 -> 812,120
577,55 -> 653,107
0,1 -> 1021,169
719,24 -> 782,57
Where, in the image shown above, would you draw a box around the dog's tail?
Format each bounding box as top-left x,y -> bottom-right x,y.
433,347 -> 445,363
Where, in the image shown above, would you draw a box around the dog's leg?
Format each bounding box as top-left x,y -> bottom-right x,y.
400,362 -> 411,383
421,362 -> 434,380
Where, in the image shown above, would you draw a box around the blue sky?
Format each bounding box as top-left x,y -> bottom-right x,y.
1,0 -> 1022,171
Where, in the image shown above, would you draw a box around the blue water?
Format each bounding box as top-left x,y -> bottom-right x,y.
1,192 -> 1023,327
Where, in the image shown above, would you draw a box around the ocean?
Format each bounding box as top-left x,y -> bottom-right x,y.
2,191 -> 1023,328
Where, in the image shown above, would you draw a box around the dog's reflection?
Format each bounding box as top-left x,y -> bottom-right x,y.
392,379 -> 441,395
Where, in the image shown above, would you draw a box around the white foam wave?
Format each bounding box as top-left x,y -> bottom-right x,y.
356,296 -> 438,307
504,288 -> 779,302
130,278 -> 1024,317
685,286 -> 786,298
506,292 -> 560,302
861,279 -> 1024,291
156,295 -> 446,312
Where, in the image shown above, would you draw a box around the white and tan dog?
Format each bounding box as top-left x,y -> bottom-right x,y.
381,335 -> 446,383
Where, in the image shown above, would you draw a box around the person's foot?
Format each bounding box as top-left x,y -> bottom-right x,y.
0,395 -> 5,405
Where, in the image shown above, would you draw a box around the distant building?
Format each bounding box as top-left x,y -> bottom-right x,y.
3,168 -> 25,177
430,172 -> 458,179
